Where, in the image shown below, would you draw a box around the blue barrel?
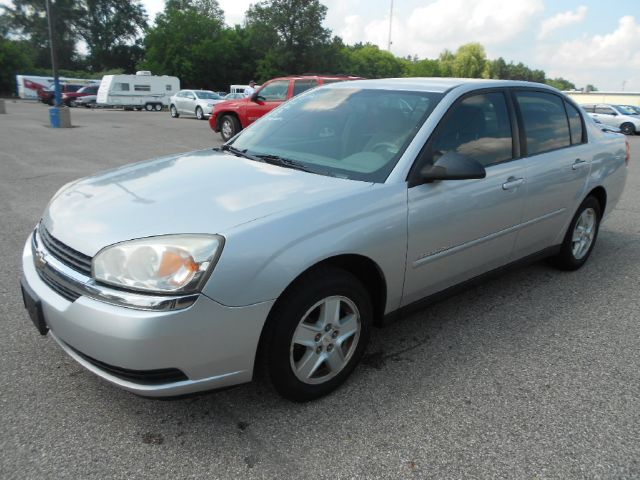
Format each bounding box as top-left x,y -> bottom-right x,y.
49,107 -> 61,128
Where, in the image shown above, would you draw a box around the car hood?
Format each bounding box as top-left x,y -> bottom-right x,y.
43,149 -> 369,256
213,98 -> 251,110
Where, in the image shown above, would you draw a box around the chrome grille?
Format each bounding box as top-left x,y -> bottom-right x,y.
38,224 -> 92,277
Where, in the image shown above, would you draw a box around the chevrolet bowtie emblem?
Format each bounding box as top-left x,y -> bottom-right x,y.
34,249 -> 47,270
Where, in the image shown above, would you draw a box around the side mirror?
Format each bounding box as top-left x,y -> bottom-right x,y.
420,151 -> 486,182
251,92 -> 263,102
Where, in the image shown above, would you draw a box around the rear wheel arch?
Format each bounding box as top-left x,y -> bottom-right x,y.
586,186 -> 607,215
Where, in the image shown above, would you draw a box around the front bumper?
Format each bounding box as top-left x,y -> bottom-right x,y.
21,233 -> 274,397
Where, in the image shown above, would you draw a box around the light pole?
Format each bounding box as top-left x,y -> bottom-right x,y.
45,0 -> 71,127
387,0 -> 394,52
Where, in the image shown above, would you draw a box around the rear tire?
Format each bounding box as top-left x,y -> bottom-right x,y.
261,266 -> 372,402
144,103 -> 153,111
621,122 -> 635,135
220,114 -> 240,141
154,103 -> 162,112
551,196 -> 601,271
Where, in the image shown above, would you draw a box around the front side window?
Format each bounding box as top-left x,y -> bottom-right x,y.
427,92 -> 513,168
257,80 -> 290,101
231,88 -> 443,182
516,91 -> 571,156
613,105 -> 637,115
114,82 -> 130,91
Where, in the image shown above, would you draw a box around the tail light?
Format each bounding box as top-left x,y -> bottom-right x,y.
625,140 -> 630,166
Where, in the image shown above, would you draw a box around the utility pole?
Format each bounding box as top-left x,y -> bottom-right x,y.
45,0 -> 61,108
387,0 -> 394,51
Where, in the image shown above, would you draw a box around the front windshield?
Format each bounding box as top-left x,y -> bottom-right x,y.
230,87 -> 443,182
614,105 -> 638,115
195,91 -> 220,100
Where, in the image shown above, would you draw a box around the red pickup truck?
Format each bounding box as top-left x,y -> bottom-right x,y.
209,74 -> 362,141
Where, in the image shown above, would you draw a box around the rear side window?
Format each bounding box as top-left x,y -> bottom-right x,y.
428,92 -> 513,167
516,91 -> 570,156
293,79 -> 318,97
565,102 -> 584,145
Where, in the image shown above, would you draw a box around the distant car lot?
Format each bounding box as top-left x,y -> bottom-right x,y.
0,100 -> 639,478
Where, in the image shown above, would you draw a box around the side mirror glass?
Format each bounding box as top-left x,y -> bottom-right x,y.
251,92 -> 262,102
420,151 -> 486,182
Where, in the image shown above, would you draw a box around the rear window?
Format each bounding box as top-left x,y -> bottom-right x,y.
516,91 -> 571,156
293,79 -> 318,97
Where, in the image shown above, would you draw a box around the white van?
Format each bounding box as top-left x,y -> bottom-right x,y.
97,72 -> 180,111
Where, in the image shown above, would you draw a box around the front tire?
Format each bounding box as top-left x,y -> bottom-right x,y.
262,266 -> 372,402
620,122 -> 635,135
551,196 -> 601,270
196,106 -> 204,120
220,114 -> 240,141
144,103 -> 154,111
170,105 -> 179,118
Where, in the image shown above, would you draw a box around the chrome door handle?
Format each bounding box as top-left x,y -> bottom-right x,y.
572,159 -> 588,170
502,177 -> 524,190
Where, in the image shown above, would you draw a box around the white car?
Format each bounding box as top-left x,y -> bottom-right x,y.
581,104 -> 640,135
169,90 -> 224,120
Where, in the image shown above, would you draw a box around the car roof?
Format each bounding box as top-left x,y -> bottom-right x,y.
323,77 -> 562,93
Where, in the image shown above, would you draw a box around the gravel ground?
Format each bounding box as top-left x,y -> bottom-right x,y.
0,100 -> 638,479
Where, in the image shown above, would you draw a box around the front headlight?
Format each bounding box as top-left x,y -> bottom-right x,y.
92,235 -> 224,294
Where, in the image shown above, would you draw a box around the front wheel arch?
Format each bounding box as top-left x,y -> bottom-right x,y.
253,254 -> 386,378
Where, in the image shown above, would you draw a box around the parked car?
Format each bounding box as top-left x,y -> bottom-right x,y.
21,79 -> 628,402
169,89 -> 224,120
38,83 -> 85,105
74,94 -> 97,108
223,92 -> 244,100
210,74 -> 362,140
581,103 -> 640,135
62,85 -> 99,106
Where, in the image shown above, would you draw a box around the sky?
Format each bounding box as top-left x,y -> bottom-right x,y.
142,0 -> 640,91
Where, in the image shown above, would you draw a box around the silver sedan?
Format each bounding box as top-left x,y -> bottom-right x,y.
169,89 -> 224,120
21,79 -> 628,402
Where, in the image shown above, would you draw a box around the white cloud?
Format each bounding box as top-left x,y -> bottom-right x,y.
539,5 -> 588,39
356,0 -> 544,58
538,15 -> 640,90
339,15 -> 364,45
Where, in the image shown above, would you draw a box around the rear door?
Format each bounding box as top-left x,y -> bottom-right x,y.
403,90 -> 526,305
510,90 -> 591,258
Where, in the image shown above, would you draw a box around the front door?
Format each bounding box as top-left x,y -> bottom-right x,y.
245,80 -> 290,126
403,91 -> 526,305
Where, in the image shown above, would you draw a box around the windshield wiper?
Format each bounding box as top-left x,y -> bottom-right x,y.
218,144 -> 263,162
254,154 -> 318,174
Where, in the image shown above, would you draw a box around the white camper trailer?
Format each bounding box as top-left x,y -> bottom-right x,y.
96,72 -> 180,111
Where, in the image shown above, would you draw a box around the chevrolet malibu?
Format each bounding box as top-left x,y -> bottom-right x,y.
21,78 -> 628,402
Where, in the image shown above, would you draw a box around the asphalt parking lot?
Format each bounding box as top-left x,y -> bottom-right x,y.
1,100 -> 639,479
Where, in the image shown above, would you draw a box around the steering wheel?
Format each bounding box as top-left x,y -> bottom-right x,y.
369,142 -> 399,155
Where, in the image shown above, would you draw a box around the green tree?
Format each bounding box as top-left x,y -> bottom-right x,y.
0,37 -> 35,94
75,0 -> 148,72
452,43 -> 486,78
404,58 -> 441,77
438,49 -> 455,77
2,0 -> 81,70
483,57 -> 508,79
140,1 -> 256,90
340,44 -> 404,78
546,77 -> 576,90
245,0 -> 331,76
